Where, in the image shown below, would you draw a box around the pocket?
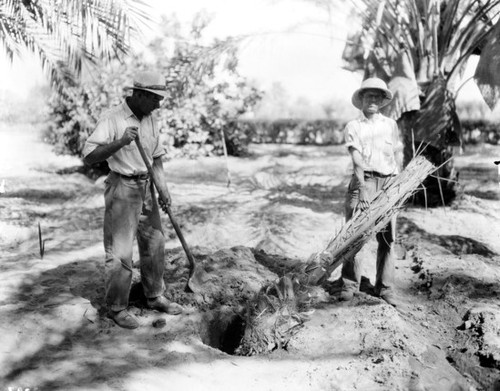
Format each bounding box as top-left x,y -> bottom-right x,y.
119,178 -> 144,192
115,181 -> 144,206
104,174 -> 119,206
383,140 -> 394,157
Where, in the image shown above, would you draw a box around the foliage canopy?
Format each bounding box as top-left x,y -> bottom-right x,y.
43,14 -> 262,166
0,0 -> 151,91
342,0 -> 500,148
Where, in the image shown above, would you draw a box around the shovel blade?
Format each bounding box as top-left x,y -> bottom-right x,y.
185,264 -> 207,293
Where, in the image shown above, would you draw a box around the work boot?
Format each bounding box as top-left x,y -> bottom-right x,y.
339,280 -> 358,302
109,309 -> 139,329
340,288 -> 355,302
146,296 -> 183,315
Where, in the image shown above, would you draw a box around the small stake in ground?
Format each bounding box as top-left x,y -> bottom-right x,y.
38,222 -> 45,259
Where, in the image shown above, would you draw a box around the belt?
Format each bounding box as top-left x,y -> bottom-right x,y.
112,171 -> 149,180
364,171 -> 391,178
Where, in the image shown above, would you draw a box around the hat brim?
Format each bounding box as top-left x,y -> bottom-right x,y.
124,86 -> 169,98
351,87 -> 393,110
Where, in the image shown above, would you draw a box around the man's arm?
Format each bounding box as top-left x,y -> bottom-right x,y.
153,156 -> 172,209
84,126 -> 138,165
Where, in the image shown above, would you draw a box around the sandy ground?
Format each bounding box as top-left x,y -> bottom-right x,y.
1,122 -> 500,391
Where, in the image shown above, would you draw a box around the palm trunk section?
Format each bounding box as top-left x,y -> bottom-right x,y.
396,76 -> 460,206
342,0 -> 500,206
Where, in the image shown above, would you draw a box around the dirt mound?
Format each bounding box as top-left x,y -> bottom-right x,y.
2,125 -> 500,390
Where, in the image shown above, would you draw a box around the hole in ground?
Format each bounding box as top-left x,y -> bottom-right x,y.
199,308 -> 246,355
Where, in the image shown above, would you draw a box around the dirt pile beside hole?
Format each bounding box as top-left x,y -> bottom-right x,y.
133,245 -> 329,357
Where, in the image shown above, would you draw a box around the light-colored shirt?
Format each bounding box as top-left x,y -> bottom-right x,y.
344,112 -> 403,176
82,101 -> 165,176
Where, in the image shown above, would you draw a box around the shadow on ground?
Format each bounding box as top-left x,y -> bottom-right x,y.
1,257 -> 217,390
398,216 -> 496,257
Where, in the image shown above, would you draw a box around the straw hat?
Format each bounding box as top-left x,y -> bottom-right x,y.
351,77 -> 393,110
125,71 -> 168,97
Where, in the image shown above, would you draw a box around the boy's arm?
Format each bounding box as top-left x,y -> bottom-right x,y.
348,146 -> 370,210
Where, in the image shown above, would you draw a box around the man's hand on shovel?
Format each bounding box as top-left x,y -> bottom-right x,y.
158,191 -> 172,213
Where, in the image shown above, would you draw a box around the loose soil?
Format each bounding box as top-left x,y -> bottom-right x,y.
1,123 -> 500,391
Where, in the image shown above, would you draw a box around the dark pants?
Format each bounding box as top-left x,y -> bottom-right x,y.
103,172 -> 165,312
341,174 -> 397,294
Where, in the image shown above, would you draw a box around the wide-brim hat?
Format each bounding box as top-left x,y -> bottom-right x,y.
351,77 -> 393,110
124,71 -> 169,97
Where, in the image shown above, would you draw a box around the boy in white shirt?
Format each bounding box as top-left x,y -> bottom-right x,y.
340,78 -> 403,307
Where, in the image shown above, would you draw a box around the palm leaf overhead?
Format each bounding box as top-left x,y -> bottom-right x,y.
474,16 -> 500,109
343,0 -> 500,148
0,0 -> 151,90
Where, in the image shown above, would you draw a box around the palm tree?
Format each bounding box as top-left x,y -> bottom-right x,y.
341,0 -> 500,206
0,0 -> 151,91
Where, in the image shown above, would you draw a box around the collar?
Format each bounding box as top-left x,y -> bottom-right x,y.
122,100 -> 136,119
123,98 -> 150,121
358,111 -> 383,122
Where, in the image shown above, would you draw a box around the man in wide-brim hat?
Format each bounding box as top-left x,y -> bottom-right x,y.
339,77 -> 403,307
83,71 -> 183,329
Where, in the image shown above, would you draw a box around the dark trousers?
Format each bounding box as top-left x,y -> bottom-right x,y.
341,174 -> 397,294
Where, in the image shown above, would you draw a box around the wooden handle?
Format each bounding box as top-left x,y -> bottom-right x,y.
135,138 -> 196,271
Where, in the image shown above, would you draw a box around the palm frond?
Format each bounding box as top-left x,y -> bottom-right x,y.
413,76 -> 461,148
474,15 -> 500,109
346,0 -> 500,83
0,0 -> 152,91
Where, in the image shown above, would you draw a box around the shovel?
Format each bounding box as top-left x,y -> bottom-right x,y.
135,137 -> 205,293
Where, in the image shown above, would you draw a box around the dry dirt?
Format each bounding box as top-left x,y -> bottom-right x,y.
1,122 -> 500,391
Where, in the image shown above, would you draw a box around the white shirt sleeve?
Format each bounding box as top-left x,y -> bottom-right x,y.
392,120 -> 404,153
82,116 -> 114,158
344,121 -> 362,153
151,117 -> 166,159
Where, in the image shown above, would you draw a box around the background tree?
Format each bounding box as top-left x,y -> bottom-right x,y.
43,13 -> 262,176
340,0 -> 500,206
152,14 -> 262,158
0,0 -> 150,91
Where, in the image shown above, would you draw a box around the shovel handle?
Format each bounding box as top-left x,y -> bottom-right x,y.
134,138 -> 196,273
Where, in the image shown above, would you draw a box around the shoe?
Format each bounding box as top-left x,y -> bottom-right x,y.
378,289 -> 397,307
146,296 -> 183,315
339,288 -> 355,302
339,279 -> 358,302
109,310 -> 139,329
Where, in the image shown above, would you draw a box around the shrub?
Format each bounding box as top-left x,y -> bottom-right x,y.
236,119 -> 346,145
42,14 -> 262,175
461,119 -> 500,145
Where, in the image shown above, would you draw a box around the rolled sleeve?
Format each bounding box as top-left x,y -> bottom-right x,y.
344,122 -> 362,153
152,136 -> 165,159
151,118 -> 166,159
82,118 -> 113,158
